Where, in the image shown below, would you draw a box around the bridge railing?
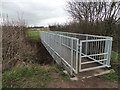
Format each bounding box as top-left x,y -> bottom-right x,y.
40,31 -> 112,76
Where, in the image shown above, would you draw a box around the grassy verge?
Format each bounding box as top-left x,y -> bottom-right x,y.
3,64 -> 50,88
2,63 -> 70,88
101,51 -> 120,82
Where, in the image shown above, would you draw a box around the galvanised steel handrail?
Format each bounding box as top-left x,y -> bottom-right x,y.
40,31 -> 113,76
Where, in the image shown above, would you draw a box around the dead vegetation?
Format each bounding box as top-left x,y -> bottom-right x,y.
2,15 -> 53,72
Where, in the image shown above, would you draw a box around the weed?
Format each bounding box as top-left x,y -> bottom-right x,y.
2,67 -> 34,87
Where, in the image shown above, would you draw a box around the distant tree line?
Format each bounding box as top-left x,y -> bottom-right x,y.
27,26 -> 44,29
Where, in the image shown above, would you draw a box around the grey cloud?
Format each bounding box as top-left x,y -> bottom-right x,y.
1,0 -> 69,26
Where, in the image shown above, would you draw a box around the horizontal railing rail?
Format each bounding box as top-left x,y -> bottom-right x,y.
40,31 -> 113,75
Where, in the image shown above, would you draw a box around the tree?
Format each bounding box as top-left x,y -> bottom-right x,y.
66,0 -> 120,24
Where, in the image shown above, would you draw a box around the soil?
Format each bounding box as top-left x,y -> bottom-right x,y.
47,63 -> 119,88
47,71 -> 119,88
48,78 -> 118,88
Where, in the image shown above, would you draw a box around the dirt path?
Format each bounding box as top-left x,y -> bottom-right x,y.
47,68 -> 119,88
47,75 -> 118,88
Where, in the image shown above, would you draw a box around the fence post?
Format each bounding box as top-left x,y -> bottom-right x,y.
79,42 -> 82,72
106,38 -> 113,67
85,36 -> 88,55
70,39 -> 73,76
75,39 -> 79,74
60,35 -> 62,65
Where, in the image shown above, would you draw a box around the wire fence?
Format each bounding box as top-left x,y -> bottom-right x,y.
40,31 -> 113,76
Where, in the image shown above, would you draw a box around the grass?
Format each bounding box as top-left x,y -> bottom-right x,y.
111,51 -> 120,63
25,30 -> 48,40
2,63 -> 70,88
101,51 -> 120,82
58,71 -> 70,80
3,67 -> 33,88
2,64 -> 53,88
102,69 -> 120,82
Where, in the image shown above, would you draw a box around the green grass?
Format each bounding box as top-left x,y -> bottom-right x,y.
2,63 -> 70,88
111,51 -> 120,63
25,30 -> 48,40
3,67 -> 34,88
30,30 -> 48,32
101,51 -> 120,82
2,64 -> 53,88
102,69 -> 120,82
57,70 -> 70,80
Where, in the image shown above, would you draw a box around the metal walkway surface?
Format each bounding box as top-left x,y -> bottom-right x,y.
40,31 -> 112,76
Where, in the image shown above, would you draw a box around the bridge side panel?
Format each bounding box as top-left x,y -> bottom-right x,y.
40,32 -> 79,75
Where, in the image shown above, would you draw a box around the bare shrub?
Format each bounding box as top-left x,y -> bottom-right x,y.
2,16 -> 26,70
2,15 -> 53,71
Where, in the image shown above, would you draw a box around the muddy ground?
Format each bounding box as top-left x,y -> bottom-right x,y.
47,70 -> 119,88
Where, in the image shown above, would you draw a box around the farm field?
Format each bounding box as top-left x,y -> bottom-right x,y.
2,30 -> 120,88
26,30 -> 48,40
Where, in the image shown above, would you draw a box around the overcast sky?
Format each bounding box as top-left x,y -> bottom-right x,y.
1,0 -> 70,26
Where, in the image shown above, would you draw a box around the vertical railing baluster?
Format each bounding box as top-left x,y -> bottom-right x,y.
70,39 -> 73,76
79,42 -> 82,72
75,39 -> 79,74
106,38 -> 112,67
85,36 -> 88,55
